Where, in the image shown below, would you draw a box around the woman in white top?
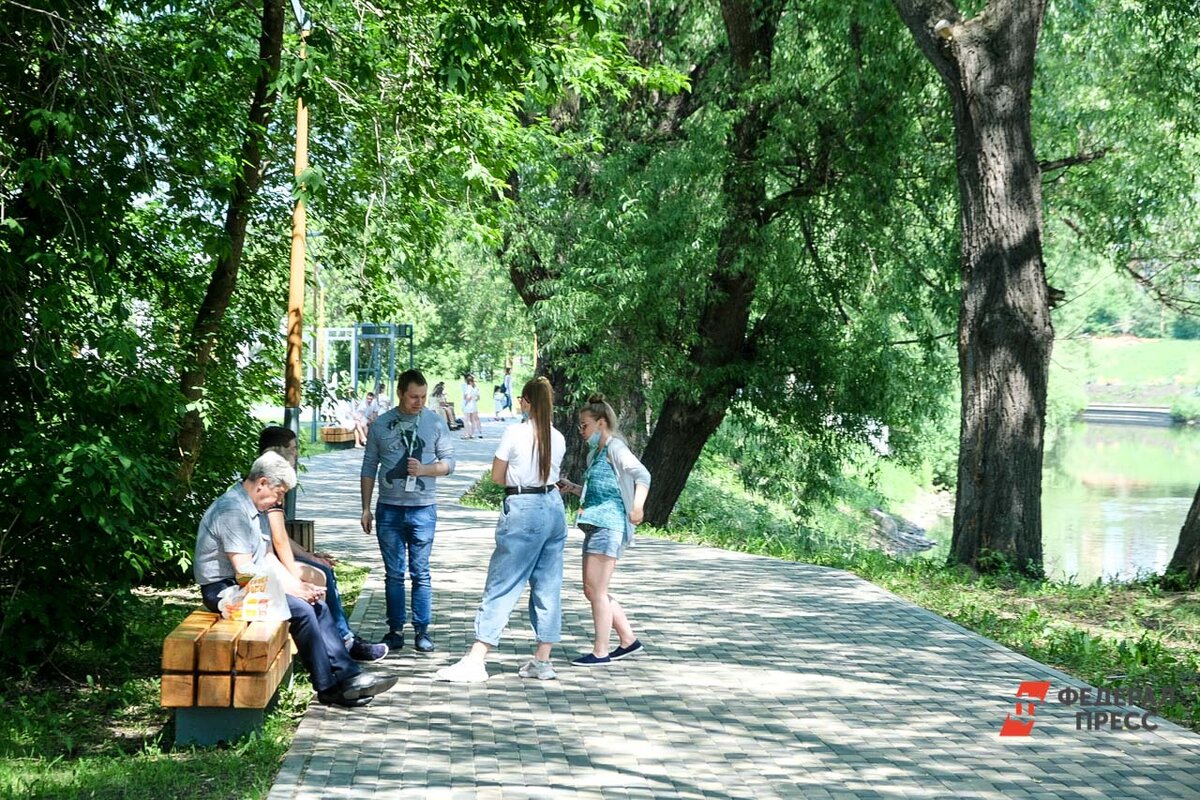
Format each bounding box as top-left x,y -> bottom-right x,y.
461,374 -> 482,439
435,377 -> 568,683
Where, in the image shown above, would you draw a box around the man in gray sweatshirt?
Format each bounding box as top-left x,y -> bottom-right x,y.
360,369 -> 455,653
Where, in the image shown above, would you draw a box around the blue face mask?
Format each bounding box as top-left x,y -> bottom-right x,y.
587,430 -> 602,448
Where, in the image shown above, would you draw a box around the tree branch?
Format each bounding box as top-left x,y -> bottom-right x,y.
1039,148 -> 1110,173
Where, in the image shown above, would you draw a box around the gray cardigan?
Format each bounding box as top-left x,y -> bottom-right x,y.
584,436 -> 652,539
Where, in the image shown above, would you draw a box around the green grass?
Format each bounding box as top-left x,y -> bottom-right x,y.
641,456 -> 1200,733
0,562 -> 371,799
1053,337 -> 1200,406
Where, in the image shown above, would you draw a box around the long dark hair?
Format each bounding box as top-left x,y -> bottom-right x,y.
523,376 -> 554,484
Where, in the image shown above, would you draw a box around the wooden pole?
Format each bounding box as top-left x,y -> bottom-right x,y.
283,30 -> 309,521
285,32 -> 309,411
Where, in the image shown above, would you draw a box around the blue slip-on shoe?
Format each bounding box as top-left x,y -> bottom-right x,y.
607,639 -> 644,660
571,652 -> 613,667
350,637 -> 389,663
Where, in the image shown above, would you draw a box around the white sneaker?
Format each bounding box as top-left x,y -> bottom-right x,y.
434,657 -> 489,683
518,659 -> 557,680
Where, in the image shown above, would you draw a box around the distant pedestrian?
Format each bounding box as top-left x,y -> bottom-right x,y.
492,384 -> 505,421
502,367 -> 514,415
462,373 -> 482,439
556,393 -> 649,666
435,376 -> 567,683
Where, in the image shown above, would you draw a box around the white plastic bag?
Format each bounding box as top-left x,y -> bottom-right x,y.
217,556 -> 290,622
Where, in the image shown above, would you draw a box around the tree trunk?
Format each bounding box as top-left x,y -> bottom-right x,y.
175,0 -> 285,483
1164,484 -> 1200,589
638,0 -> 779,528
892,0 -> 1052,577
641,394 -> 728,526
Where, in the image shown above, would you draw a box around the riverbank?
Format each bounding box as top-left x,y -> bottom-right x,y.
1052,336 -> 1200,411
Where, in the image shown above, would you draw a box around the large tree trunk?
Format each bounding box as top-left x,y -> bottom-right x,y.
1165,485 -> 1200,588
175,0 -> 285,483
638,0 -> 779,527
892,1 -> 1052,576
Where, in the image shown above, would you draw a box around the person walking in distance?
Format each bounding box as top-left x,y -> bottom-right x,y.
435,377 -> 567,683
557,394 -> 649,665
361,369 -> 455,654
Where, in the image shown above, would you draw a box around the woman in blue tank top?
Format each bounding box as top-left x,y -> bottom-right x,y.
558,394 -> 651,666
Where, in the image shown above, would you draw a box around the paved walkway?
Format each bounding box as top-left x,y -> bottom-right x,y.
268,419 -> 1200,799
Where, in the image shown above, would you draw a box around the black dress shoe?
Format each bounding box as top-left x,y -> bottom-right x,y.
318,672 -> 399,706
317,692 -> 374,708
414,630 -> 435,653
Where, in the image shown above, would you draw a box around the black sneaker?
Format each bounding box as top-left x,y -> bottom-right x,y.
414,629 -> 435,653
571,653 -> 612,667
349,637 -> 389,662
381,630 -> 405,651
607,639 -> 644,660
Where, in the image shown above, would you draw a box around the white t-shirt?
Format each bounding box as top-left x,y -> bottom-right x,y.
495,420 -> 565,487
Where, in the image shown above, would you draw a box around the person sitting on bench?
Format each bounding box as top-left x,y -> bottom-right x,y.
193,452 -> 397,707
431,382 -> 458,429
257,426 -> 388,662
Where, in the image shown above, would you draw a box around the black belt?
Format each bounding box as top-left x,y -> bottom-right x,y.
505,485 -> 554,495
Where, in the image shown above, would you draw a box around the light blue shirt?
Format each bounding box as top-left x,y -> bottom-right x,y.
193,483 -> 269,586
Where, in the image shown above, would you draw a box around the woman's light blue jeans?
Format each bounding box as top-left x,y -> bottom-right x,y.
474,491 -> 567,646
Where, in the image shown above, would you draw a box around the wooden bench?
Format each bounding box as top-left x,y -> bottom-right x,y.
320,426 -> 356,449
161,609 -> 293,746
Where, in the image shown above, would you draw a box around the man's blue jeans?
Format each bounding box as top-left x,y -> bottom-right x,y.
375,502 -> 437,633
474,491 -> 567,646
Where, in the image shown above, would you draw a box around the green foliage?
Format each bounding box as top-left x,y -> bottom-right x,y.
1038,0 -> 1200,320
460,471 -> 507,509
505,0 -> 960,497
1171,396 -> 1200,425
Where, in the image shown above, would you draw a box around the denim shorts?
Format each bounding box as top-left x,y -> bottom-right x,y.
580,523 -> 625,559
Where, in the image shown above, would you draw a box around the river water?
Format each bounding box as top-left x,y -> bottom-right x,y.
925,422 -> 1199,583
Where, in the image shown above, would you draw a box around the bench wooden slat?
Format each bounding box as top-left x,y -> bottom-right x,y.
198,618 -> 247,673
161,610 -> 220,672
160,673 -> 196,708
235,619 -> 289,673
197,673 -> 233,707
234,640 -> 291,708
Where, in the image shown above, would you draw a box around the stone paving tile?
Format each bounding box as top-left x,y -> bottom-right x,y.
266,420 -> 1200,800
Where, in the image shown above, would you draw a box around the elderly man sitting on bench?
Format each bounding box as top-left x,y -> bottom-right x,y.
193,451 -> 397,708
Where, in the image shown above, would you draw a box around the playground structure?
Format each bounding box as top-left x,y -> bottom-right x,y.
306,323 -> 414,442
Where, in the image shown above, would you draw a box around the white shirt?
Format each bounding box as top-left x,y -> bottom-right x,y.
495,420 -> 565,487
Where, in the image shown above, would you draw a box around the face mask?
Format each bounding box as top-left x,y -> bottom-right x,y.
587,430 -> 602,448
520,411 -> 529,422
